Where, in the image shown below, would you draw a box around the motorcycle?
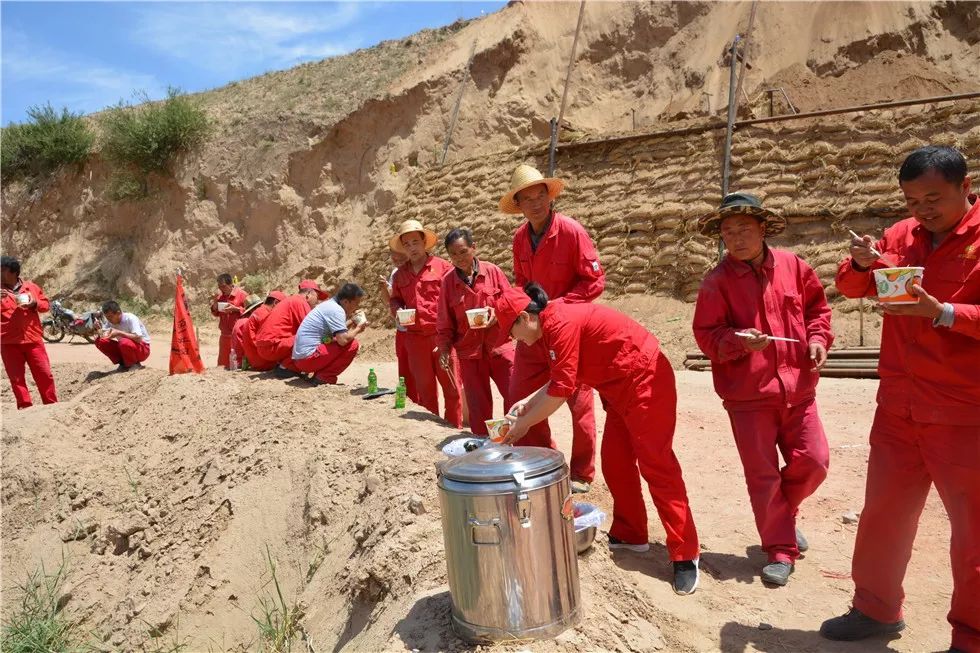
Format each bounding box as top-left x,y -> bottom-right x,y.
41,300 -> 105,343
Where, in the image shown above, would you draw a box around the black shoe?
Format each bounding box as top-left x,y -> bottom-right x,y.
116,364 -> 129,372
672,559 -> 699,595
948,648 -> 967,653
820,607 -> 906,641
761,561 -> 794,586
274,365 -> 300,379
796,528 -> 808,552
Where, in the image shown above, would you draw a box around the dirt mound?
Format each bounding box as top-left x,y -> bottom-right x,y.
0,363 -> 671,651
3,2 -> 977,308
2,349 -> 955,651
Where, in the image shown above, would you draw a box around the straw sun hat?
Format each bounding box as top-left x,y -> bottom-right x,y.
498,164 -> 565,214
696,193 -> 787,237
389,219 -> 438,254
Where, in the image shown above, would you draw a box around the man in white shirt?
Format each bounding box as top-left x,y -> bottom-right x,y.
96,300 -> 151,371
291,283 -> 368,384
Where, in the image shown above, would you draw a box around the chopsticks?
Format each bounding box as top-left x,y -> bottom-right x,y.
735,332 -> 800,343
848,230 -> 898,267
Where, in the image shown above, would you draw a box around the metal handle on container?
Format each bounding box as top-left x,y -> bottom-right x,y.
468,516 -> 501,546
517,492 -> 531,528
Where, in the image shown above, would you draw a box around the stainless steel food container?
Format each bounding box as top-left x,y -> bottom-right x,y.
436,445 -> 581,642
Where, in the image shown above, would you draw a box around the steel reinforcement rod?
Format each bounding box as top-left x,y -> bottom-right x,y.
544,91 -> 980,154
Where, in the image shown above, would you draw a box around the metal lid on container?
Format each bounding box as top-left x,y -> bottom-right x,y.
440,445 -> 565,483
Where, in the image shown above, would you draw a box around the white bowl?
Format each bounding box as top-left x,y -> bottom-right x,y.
397,308 -> 417,326
465,307 -> 490,329
873,267 -> 924,305
217,301 -> 231,312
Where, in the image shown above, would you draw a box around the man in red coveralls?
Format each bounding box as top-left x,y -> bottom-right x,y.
0,256 -> 58,409
436,227 -> 515,435
240,291 -> 286,371
253,280 -> 327,377
821,146 -> 980,653
496,283 -> 701,595
692,193 -> 832,587
388,219 -> 463,427
210,273 -> 248,368
230,299 -> 262,369
500,164 -> 602,493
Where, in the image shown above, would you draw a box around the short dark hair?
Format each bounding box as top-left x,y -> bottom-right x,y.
1,256 -> 21,276
898,146 -> 968,185
523,282 -> 549,314
217,273 -> 233,285
264,296 -> 278,306
335,283 -> 364,302
444,227 -> 474,250
102,300 -> 122,314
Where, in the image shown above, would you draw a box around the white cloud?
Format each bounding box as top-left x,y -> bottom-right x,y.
1,29 -> 164,119
131,3 -> 366,77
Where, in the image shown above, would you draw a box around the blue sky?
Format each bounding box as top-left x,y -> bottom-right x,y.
1,1 -> 504,125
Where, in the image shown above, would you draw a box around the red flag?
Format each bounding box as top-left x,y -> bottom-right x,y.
170,274 -> 205,375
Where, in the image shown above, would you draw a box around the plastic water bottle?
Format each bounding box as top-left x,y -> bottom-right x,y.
394,376 -> 406,409
368,368 -> 378,393
228,348 -> 238,371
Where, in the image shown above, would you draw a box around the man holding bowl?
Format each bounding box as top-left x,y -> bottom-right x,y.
388,219 -> 462,428
823,145 -> 979,653
692,193 -> 833,587
436,227 -> 514,436
210,273 -> 248,368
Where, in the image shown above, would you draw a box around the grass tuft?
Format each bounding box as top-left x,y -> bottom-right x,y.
1,555 -> 84,653
252,545 -> 303,653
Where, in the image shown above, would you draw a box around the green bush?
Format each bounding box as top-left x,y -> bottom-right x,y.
240,274 -> 268,296
106,171 -> 147,201
101,87 -> 210,175
0,104 -> 94,182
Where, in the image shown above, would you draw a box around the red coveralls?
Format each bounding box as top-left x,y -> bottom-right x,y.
230,317 -> 248,369
240,304 -> 274,371
693,247 -> 833,564
539,301 -> 699,559
0,280 -> 58,409
211,287 -> 248,367
253,295 -> 312,372
436,260 -> 515,436
389,255 -> 463,428
95,335 -> 150,367
836,197 -> 980,652
512,211 -> 602,482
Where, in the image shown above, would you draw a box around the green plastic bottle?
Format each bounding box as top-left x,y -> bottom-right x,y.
241,356 -> 251,371
367,368 -> 378,393
394,376 -> 406,409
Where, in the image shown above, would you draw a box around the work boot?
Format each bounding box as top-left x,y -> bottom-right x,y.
570,480 -> 591,494
820,608 -> 905,641
672,559 -> 699,595
607,535 -> 649,553
761,561 -> 794,586
796,528 -> 809,552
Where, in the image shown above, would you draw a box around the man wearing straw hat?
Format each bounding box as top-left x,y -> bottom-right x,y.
822,145 -> 980,652
388,219 -> 463,428
692,192 -> 833,587
499,164 -> 602,494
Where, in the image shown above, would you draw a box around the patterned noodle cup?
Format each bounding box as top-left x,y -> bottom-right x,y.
16,293 -> 31,305
873,267 -> 924,305
397,308 -> 417,326
466,307 -> 490,328
484,418 -> 511,443
352,310 -> 367,326
216,301 -> 230,312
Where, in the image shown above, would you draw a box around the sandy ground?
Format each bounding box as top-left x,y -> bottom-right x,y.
0,320 -> 952,653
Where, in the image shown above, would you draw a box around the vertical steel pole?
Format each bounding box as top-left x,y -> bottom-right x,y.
555,0 -> 587,143
440,39 -> 478,166
719,35 -> 740,258
548,118 -> 558,176
858,297 -> 865,346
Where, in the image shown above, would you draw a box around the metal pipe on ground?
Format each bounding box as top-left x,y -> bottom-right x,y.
555,0 -> 587,145
545,91 -> 980,154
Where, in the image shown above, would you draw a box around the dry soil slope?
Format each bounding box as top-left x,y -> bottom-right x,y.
1,1 -> 976,308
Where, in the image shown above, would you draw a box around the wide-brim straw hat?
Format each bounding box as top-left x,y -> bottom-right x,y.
697,192 -> 786,237
498,164 -> 565,214
389,219 -> 438,254
242,300 -> 264,318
